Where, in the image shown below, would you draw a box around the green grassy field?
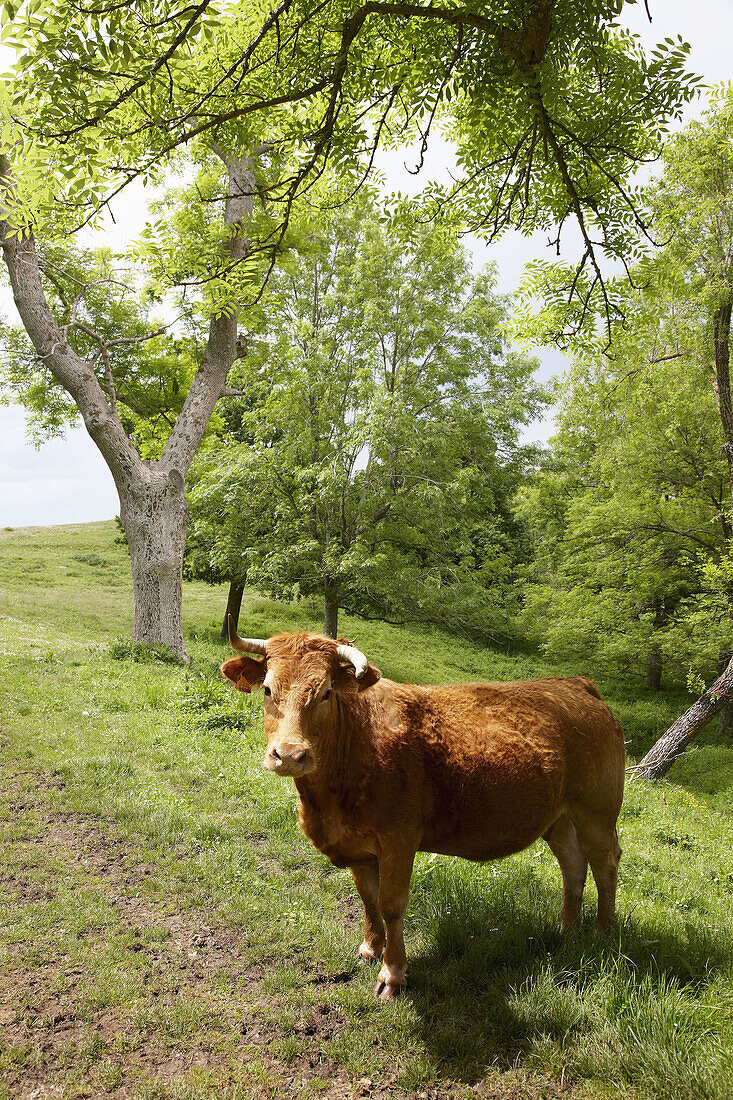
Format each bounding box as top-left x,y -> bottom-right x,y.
1,522 -> 732,1099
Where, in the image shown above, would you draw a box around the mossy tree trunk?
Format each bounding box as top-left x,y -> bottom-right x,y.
645,646 -> 663,691
631,656 -> 733,781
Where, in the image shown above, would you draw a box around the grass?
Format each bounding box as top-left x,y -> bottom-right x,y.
1,522 -> 732,1098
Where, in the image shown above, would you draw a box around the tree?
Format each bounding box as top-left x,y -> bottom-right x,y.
625,93 -> 733,778
0,146 -> 264,658
183,383 -> 268,638
518,341 -> 730,690
520,91 -> 733,780
184,521 -> 250,639
1,1 -> 699,332
187,197 -> 543,637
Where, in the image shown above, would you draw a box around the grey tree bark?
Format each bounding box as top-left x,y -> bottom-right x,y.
631,655 -> 733,781
0,151 -> 255,659
122,468 -> 189,651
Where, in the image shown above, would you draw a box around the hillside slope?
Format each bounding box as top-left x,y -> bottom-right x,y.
1,522 -> 732,1099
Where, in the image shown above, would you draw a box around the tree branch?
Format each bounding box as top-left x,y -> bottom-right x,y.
54,0 -> 214,142
0,155 -> 144,487
160,150 -> 257,473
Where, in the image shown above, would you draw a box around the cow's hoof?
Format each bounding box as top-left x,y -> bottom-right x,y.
357,943 -> 381,965
373,979 -> 406,1000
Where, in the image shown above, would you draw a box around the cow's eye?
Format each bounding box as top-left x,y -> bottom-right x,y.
263,685 -> 272,697
322,690 -> 331,701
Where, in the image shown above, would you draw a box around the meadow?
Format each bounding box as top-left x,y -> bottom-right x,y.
1,522 -> 732,1099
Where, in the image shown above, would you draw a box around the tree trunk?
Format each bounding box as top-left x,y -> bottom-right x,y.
645,646 -> 663,690
323,584 -> 339,638
710,304 -> 733,736
718,651 -> 733,735
221,580 -> 245,639
119,468 -> 189,659
631,655 -> 733,781
713,300 -> 733,515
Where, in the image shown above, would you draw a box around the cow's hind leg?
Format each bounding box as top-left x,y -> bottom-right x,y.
350,861 -> 385,962
544,814 -> 588,930
570,810 -> 622,933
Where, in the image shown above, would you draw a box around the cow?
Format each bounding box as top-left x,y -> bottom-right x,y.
221,622 -> 624,999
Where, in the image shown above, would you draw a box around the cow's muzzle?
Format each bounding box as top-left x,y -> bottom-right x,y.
263,743 -> 314,777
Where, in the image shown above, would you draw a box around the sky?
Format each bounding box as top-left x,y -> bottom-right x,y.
1,0 -> 732,527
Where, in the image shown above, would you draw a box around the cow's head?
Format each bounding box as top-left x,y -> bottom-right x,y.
221,618 -> 381,778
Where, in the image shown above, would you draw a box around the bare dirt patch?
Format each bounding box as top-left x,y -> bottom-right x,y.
0,782 -> 583,1100
0,798 -> 418,1099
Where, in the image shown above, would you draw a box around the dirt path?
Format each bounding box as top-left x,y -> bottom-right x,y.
0,778 -> 573,1100
0,798 -> 382,1100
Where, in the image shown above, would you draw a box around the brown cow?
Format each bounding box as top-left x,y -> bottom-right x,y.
222,623 -> 624,999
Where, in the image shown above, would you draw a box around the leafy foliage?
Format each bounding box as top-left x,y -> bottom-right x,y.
187,195 -> 545,637
0,241 -> 206,452
519,91 -> 733,686
108,637 -> 187,663
518,348 -> 730,682
0,0 -> 701,330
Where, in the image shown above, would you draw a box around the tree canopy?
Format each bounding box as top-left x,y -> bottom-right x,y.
0,1 -> 699,331
513,89 -> 733,779
187,195 -> 544,637
519,343 -> 730,685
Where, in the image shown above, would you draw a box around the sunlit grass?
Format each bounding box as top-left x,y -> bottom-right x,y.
1,522 -> 732,1097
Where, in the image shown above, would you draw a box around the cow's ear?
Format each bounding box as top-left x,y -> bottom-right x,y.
221,655 -> 266,693
332,662 -> 381,695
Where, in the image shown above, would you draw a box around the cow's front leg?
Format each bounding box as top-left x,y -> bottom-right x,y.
374,848 -> 415,999
350,860 -> 384,963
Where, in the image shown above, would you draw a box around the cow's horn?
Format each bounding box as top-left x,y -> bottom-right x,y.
228,615 -> 268,655
336,642 -> 369,679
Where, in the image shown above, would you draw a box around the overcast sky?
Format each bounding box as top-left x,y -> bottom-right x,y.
1,0 -> 732,527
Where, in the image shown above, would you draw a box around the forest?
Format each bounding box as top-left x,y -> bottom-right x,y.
2,0 -> 733,1095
